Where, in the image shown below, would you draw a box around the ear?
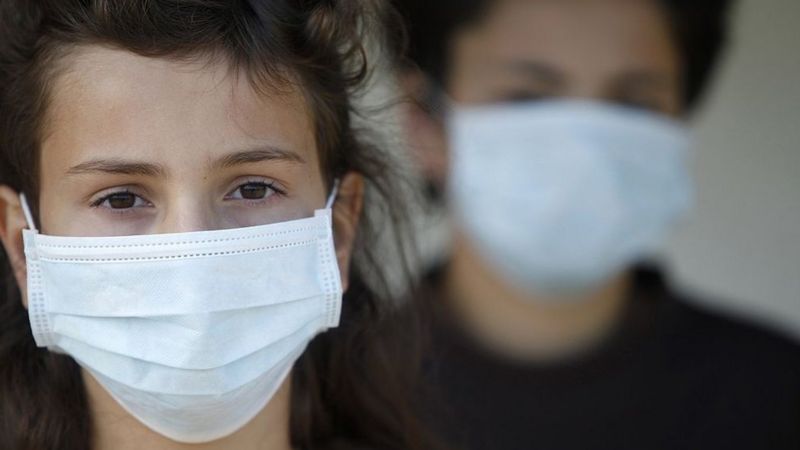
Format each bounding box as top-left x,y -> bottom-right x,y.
0,185 -> 30,307
397,70 -> 450,188
330,173 -> 364,292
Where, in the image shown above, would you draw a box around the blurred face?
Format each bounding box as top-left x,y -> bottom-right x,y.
448,0 -> 683,115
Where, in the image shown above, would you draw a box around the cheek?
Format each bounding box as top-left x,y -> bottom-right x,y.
665,94 -> 683,117
38,185 -> 96,237
652,80 -> 684,117
447,64 -> 497,105
222,201 -> 313,228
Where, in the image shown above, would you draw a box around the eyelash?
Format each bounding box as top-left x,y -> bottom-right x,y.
501,91 -> 552,103
89,180 -> 287,212
224,180 -> 287,204
89,189 -> 151,213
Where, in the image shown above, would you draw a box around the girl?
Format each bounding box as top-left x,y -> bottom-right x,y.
0,1 -> 431,449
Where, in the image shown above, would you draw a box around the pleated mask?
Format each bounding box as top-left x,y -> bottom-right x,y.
20,185 -> 342,443
448,100 -> 693,297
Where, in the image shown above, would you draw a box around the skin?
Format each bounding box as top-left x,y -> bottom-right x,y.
0,46 -> 364,449
402,0 -> 683,361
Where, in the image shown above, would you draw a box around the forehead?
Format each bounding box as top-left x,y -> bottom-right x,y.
452,0 -> 678,75
41,45 -> 316,173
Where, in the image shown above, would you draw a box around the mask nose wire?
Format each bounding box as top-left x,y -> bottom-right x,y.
18,193 -> 38,232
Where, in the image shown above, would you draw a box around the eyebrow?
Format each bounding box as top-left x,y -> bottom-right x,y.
212,146 -> 306,170
66,159 -> 166,177
65,146 -> 305,178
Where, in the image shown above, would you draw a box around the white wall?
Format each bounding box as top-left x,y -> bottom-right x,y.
662,0 -> 800,338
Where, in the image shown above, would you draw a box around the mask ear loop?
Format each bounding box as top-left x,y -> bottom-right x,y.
325,179 -> 341,210
19,193 -> 38,232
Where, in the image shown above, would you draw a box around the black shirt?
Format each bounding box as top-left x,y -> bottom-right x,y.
420,267 -> 800,450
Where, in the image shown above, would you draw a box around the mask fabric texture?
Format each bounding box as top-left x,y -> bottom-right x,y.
447,100 -> 693,297
21,190 -> 342,443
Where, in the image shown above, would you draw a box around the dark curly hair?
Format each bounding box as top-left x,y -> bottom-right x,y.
0,1 -> 435,449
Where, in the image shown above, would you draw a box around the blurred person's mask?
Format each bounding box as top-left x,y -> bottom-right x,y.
447,100 -> 693,297
19,185 -> 343,443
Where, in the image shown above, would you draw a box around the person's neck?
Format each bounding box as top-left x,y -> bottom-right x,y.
85,369 -> 293,450
445,232 -> 631,363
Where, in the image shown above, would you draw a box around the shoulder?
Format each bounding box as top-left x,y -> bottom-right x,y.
670,292 -> 800,364
628,267 -> 800,435
642,268 -> 800,391
666,294 -> 800,435
636,266 -> 798,353
630,265 -> 799,379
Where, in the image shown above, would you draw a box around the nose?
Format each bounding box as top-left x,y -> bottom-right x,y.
154,196 -> 221,235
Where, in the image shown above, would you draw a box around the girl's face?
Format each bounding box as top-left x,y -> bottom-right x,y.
0,45 -> 362,303
43,46 -> 326,236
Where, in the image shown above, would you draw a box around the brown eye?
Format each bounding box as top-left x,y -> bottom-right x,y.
106,192 -> 137,209
226,181 -> 282,203
238,183 -> 270,200
92,191 -> 149,210
229,183 -> 275,200
611,92 -> 666,114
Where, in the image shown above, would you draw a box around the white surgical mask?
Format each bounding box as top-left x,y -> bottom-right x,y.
20,184 -> 343,443
447,100 -> 693,297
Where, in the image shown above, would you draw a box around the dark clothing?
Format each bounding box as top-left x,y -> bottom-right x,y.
420,267 -> 800,450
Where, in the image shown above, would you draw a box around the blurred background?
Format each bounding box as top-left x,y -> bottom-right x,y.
660,0 -> 800,339
371,1 -> 800,444
368,0 -> 800,338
